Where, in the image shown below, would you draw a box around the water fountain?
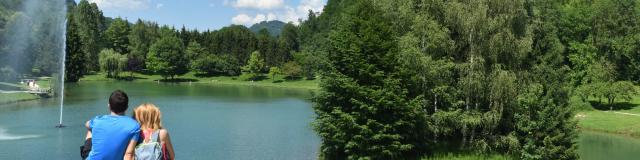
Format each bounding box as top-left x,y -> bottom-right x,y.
0,0 -> 67,128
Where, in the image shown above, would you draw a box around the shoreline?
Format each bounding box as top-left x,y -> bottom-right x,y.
578,128 -> 640,139
0,92 -> 41,105
79,72 -> 320,90
79,79 -> 320,90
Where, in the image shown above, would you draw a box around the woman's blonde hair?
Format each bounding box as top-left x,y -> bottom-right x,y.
133,103 -> 163,130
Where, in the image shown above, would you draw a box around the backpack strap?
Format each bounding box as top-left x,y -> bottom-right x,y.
151,130 -> 161,143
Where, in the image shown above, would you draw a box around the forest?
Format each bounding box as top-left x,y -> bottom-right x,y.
2,0 -> 640,159
60,0 -> 322,82
311,0 -> 639,159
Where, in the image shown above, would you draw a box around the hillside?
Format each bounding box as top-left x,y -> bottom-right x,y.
249,20 -> 285,37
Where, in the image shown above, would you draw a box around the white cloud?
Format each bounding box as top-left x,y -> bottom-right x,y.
231,13 -> 278,26
156,3 -> 164,9
88,0 -> 152,10
229,0 -> 326,26
231,14 -> 252,25
279,0 -> 325,24
233,0 -> 284,10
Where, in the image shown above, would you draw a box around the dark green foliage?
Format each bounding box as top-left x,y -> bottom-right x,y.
515,66 -> 578,160
206,25 -> 257,66
147,31 -> 188,80
313,1 -> 429,159
249,20 -> 285,37
279,23 -> 300,53
75,0 -> 105,71
65,12 -> 85,82
192,54 -> 240,76
105,17 -> 130,54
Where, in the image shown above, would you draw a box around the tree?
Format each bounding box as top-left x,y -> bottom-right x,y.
147,32 -> 188,80
293,51 -> 323,80
313,1 -> 429,159
207,25 -> 257,66
191,54 -> 241,76
98,49 -> 127,78
597,81 -> 638,110
516,83 -> 579,160
281,61 -> 302,79
105,17 -> 130,54
75,0 -> 105,71
256,28 -> 280,67
268,66 -> 281,81
65,12 -> 85,82
185,41 -> 206,65
242,51 -> 264,80
279,22 -> 299,62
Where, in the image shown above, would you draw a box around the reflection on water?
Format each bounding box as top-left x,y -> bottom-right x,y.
0,127 -> 40,140
0,82 -> 320,159
579,131 -> 640,160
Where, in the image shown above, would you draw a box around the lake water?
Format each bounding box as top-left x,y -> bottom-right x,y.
578,131 -> 640,160
0,82 -> 320,159
1,82 -> 639,159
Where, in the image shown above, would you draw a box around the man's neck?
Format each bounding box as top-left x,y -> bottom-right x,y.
111,112 -> 125,116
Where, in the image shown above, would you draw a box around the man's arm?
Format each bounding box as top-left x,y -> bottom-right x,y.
123,139 -> 137,160
85,120 -> 92,140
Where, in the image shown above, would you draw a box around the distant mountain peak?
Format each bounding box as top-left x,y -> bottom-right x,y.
249,20 -> 286,37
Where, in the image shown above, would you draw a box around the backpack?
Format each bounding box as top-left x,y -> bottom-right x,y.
135,130 -> 163,160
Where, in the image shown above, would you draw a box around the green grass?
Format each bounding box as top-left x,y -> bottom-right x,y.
0,92 -> 39,104
577,110 -> 640,137
422,152 -> 513,160
80,72 -> 320,90
576,93 -> 640,137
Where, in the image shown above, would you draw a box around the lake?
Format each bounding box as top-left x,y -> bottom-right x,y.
0,82 -> 320,159
1,82 -> 639,159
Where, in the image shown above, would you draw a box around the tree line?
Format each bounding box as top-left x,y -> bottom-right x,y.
0,0 -> 66,81
311,0 -> 639,159
64,0 -> 322,82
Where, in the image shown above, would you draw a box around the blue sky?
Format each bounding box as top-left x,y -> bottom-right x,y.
75,0 -> 327,31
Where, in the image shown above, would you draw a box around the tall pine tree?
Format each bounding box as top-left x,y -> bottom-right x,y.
313,1 -> 429,159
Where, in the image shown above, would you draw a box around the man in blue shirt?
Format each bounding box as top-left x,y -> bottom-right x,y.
84,90 -> 140,160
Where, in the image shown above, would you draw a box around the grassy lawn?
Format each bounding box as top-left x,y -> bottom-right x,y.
576,93 -> 640,137
576,110 -> 640,137
81,72 -> 320,90
422,153 -> 513,160
0,92 -> 39,104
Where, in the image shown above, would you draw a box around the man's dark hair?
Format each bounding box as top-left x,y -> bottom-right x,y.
109,90 -> 129,113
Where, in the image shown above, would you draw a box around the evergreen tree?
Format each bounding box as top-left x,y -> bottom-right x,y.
64,12 -> 85,82
314,1 -> 429,159
75,0 -> 105,71
105,17 -> 130,54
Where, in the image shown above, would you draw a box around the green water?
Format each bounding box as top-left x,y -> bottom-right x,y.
579,131 -> 640,160
0,82 -> 639,159
0,82 -> 319,159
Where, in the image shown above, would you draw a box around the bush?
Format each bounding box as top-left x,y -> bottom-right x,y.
192,54 -> 241,76
282,61 -> 302,79
239,73 -> 258,81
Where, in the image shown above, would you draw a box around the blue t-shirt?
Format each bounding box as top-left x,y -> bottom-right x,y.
87,115 -> 140,160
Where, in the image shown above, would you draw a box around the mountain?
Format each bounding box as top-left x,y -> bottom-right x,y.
249,20 -> 286,37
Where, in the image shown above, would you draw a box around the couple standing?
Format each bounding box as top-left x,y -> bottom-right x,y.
81,90 -> 175,160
